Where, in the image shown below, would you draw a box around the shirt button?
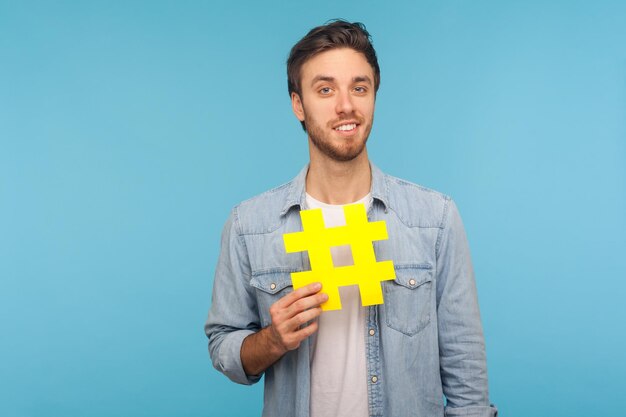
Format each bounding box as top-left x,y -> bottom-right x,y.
371,375 -> 378,383
409,279 -> 416,286
270,283 -> 277,290
369,329 -> 375,336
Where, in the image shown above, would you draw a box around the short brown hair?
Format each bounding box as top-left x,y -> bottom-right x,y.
287,20 -> 381,129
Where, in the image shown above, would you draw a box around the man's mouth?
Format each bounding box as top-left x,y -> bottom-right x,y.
334,123 -> 358,132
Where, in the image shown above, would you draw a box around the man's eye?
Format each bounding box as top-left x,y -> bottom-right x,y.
354,86 -> 367,93
319,87 -> 332,94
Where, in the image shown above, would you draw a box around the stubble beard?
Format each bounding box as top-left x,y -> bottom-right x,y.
304,112 -> 373,162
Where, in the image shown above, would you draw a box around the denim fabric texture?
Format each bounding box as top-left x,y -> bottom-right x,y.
205,164 -> 497,417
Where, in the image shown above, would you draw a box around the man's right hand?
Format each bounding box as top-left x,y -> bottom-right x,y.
267,282 -> 328,354
240,282 -> 328,376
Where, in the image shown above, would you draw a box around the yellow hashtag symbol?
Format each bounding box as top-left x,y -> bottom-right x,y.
283,203 -> 395,311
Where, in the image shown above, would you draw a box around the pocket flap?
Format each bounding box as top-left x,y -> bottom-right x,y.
393,264 -> 433,289
250,271 -> 293,295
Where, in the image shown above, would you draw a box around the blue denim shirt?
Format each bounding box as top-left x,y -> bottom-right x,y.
205,164 -> 497,417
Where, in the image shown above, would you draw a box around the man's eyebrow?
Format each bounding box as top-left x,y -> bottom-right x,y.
310,75 -> 335,86
353,75 -> 373,85
310,75 -> 373,86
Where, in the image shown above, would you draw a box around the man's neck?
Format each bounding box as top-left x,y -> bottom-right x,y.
305,151 -> 371,205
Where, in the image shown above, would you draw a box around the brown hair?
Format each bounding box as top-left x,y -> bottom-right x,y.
287,20 -> 381,130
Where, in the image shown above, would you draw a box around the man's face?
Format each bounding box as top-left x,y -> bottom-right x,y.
292,48 -> 376,162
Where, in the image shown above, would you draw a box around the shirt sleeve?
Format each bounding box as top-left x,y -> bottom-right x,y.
205,208 -> 262,385
435,199 -> 498,417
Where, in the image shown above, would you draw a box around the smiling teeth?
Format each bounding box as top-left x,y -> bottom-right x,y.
335,123 -> 356,131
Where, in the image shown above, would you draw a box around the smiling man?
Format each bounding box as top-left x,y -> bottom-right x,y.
205,20 -> 497,417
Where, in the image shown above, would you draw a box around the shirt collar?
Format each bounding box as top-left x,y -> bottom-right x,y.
280,162 -> 390,216
370,162 -> 390,210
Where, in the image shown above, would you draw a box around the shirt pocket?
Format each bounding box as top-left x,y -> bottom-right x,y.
250,271 -> 294,327
383,264 -> 433,336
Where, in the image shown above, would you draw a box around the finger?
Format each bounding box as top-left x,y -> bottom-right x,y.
286,291 -> 328,318
274,282 -> 322,310
285,307 -> 323,331
291,320 -> 319,343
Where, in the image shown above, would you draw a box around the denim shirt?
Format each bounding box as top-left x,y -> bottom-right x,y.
205,164 -> 497,417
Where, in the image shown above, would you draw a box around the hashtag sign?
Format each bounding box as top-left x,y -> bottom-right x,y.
283,203 -> 395,311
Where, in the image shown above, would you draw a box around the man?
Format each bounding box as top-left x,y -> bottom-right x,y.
206,20 -> 497,417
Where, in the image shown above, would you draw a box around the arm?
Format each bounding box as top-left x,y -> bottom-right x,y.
205,210 -> 260,385
205,209 -> 327,383
436,199 -> 497,417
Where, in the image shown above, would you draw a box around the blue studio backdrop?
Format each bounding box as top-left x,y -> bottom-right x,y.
1,1 -> 625,416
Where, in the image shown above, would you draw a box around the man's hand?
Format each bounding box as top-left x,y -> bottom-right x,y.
241,282 -> 328,376
267,282 -> 328,353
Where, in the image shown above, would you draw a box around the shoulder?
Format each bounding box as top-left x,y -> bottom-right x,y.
231,180 -> 296,236
382,172 -> 452,229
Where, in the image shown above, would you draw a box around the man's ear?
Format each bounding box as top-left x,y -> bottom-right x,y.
291,92 -> 305,122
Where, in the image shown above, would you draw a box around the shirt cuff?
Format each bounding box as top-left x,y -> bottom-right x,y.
445,405 -> 498,417
214,329 -> 262,385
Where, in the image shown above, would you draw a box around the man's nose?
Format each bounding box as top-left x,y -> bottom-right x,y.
335,90 -> 354,115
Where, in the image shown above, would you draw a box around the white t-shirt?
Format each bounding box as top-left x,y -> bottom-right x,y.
306,192 -> 371,417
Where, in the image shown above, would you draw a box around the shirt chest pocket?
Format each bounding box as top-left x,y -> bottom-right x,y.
250,271 -> 294,328
383,265 -> 433,336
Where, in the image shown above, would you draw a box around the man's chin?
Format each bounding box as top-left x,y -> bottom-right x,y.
307,123 -> 370,162
318,144 -> 367,162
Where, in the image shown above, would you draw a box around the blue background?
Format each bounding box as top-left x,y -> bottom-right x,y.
1,1 -> 625,416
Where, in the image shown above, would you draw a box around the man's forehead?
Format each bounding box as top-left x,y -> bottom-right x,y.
300,48 -> 374,83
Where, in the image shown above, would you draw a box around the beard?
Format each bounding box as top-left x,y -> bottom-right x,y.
304,111 -> 372,162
